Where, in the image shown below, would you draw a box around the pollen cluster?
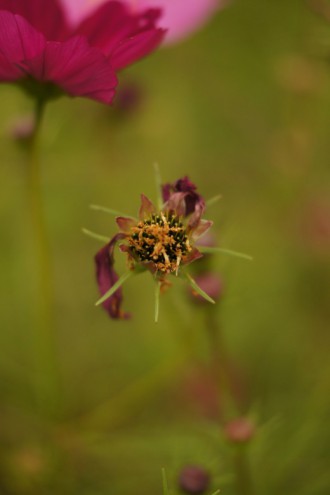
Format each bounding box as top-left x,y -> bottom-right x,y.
128,213 -> 192,273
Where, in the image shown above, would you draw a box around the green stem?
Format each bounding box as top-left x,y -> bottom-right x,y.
26,98 -> 59,416
205,309 -> 238,423
205,310 -> 254,495
233,446 -> 254,495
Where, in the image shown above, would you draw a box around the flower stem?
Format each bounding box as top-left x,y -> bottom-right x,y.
205,309 -> 238,422
205,309 -> 254,495
234,446 -> 254,495
26,98 -> 59,416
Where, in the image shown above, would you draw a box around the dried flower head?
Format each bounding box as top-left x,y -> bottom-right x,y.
89,176 -> 215,320
86,173 -> 251,321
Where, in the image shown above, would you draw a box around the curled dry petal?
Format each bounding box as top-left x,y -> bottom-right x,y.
162,175 -> 205,217
116,216 -> 136,233
95,233 -> 130,319
190,218 -> 213,241
183,247 -> 203,266
139,194 -> 156,219
163,191 -> 187,217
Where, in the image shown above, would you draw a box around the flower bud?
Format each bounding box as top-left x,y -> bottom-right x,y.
224,417 -> 255,444
178,465 -> 210,494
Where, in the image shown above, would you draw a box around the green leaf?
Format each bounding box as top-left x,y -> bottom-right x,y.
185,272 -> 216,304
95,271 -> 133,306
82,228 -> 110,244
199,246 -> 253,261
90,204 -> 136,219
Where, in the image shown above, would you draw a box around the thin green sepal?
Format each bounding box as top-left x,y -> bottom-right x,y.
82,228 -> 110,244
154,281 -> 161,323
90,204 -> 136,219
185,272 -> 215,304
95,270 -> 133,306
199,246 -> 253,261
206,194 -> 222,207
153,162 -> 163,210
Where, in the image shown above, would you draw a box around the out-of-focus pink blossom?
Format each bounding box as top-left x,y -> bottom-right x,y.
0,0 -> 165,104
224,417 -> 256,443
178,465 -> 211,494
61,0 -> 226,44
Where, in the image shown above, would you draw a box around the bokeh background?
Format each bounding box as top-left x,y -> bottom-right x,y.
0,0 -> 330,493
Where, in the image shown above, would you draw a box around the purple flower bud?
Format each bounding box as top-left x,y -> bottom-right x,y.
178,465 -> 210,495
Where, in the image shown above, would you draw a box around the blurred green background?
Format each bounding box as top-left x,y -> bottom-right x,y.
0,0 -> 330,493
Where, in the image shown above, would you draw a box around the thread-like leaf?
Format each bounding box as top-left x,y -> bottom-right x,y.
82,228 -> 110,243
95,271 -> 133,306
90,204 -> 136,219
154,281 -> 161,323
185,272 -> 215,304
199,246 -> 253,261
153,162 -> 163,210
206,194 -> 222,207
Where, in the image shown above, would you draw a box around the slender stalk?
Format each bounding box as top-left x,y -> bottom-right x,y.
26,98 -> 59,416
233,446 -> 254,495
205,309 -> 239,423
205,309 -> 254,495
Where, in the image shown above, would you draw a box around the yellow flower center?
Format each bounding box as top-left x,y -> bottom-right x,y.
128,213 -> 192,273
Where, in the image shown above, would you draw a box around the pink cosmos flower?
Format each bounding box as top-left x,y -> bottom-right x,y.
61,0 -> 226,45
0,0 -> 165,104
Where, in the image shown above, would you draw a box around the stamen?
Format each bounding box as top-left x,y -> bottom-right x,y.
127,212 -> 191,274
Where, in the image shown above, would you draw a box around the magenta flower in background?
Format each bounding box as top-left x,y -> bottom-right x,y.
62,0 -> 226,45
0,0 -> 165,104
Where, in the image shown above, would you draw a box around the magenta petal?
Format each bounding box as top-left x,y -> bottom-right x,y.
75,1 -> 134,56
22,36 -> 118,103
111,27 -> 165,71
0,11 -> 45,81
95,233 -> 130,319
0,0 -> 69,40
